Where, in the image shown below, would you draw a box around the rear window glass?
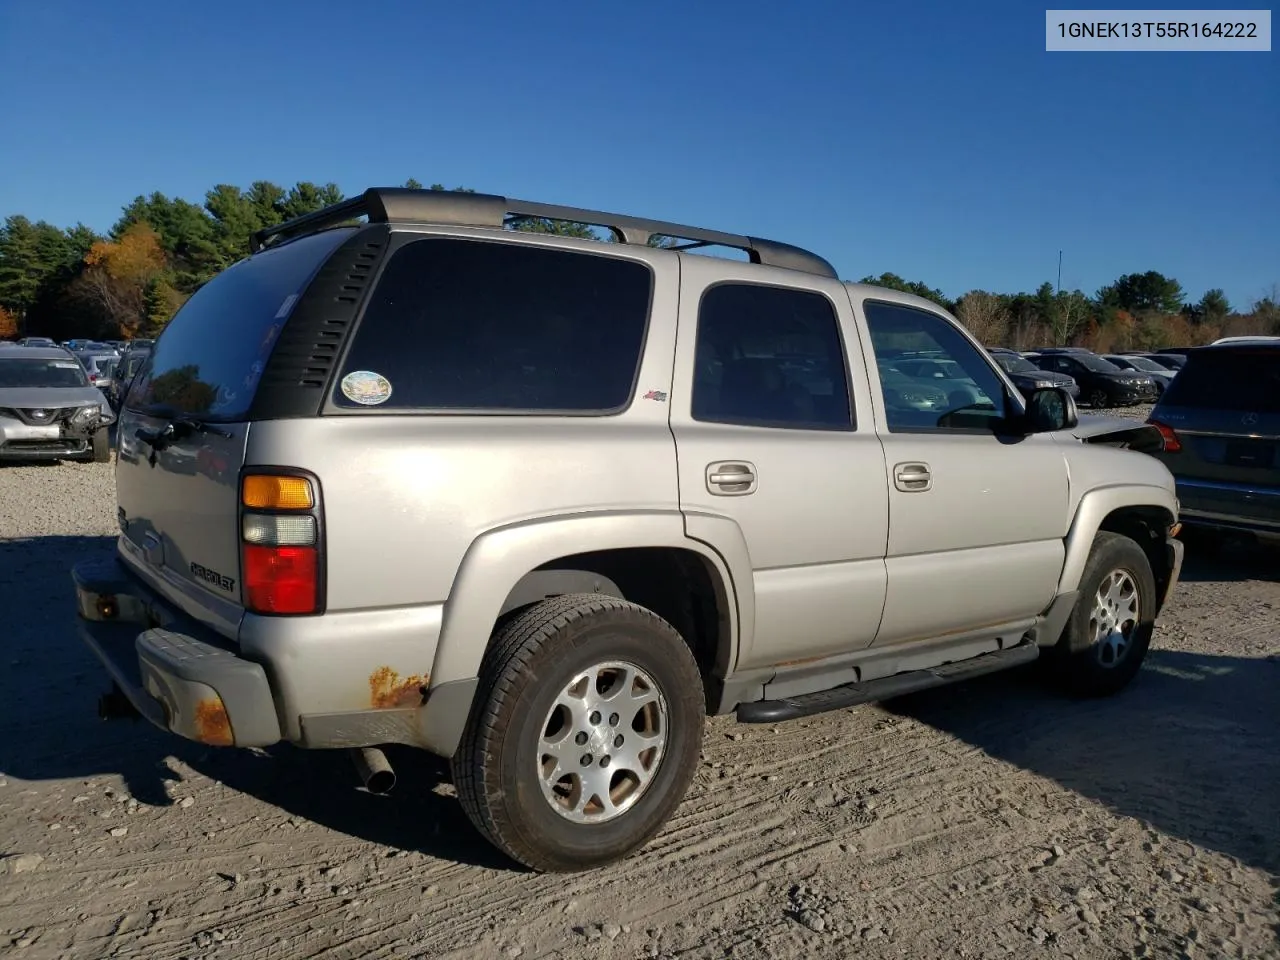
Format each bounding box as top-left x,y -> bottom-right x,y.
1161,349 -> 1280,413
126,228 -> 354,421
331,238 -> 652,413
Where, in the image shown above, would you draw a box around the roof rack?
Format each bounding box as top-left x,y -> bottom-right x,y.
248,187 -> 839,279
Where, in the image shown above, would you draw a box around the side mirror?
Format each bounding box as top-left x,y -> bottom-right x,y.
1025,387 -> 1078,432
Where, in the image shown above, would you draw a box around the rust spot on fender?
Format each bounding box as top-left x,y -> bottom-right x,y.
193,698 -> 234,746
369,667 -> 428,709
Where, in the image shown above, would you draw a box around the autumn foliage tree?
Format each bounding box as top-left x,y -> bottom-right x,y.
77,223 -> 168,338
0,305 -> 18,338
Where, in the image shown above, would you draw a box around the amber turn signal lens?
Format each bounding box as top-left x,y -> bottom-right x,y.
242,475 -> 314,510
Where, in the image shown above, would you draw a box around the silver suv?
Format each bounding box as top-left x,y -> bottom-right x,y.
73,188 -> 1184,872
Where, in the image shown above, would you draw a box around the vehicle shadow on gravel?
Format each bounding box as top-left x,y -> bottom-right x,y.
882,645 -> 1280,876
1175,536 -> 1280,584
0,534 -> 516,872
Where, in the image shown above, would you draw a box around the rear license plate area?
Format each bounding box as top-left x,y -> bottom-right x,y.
1224,441 -> 1274,468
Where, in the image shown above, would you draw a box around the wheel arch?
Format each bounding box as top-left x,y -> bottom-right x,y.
1059,485 -> 1177,605
429,511 -> 750,694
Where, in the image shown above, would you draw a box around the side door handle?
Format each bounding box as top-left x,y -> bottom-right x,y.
893,461 -> 932,492
706,461 -> 757,496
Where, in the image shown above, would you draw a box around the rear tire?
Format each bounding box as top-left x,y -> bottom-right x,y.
1049,531 -> 1156,697
91,426 -> 111,463
1087,387 -> 1110,409
452,594 -> 706,872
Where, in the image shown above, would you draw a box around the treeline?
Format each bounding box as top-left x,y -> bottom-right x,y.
1,179 -> 1276,352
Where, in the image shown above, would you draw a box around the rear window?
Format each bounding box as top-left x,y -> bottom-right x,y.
331,238 -> 652,413
1160,349 -> 1280,413
126,228 -> 354,421
0,357 -> 89,388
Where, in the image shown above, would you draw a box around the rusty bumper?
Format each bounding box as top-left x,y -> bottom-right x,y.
73,557 -> 282,748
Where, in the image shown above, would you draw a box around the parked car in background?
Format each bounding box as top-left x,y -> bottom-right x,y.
1031,349 -> 1159,408
17,337 -> 57,348
1147,340 -> 1280,545
1102,354 -> 1176,396
987,347 -> 1080,401
0,347 -> 115,462
1211,336 -> 1280,346
1143,353 -> 1186,372
75,353 -> 119,397
106,347 -> 151,411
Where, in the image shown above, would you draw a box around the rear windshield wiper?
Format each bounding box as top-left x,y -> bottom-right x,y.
135,409 -> 233,451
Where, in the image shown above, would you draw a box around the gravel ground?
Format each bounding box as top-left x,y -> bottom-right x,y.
1,424 -> 1277,960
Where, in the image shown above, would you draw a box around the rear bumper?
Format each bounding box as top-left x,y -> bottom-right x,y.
1174,477 -> 1280,538
72,554 -> 469,755
73,556 -> 282,747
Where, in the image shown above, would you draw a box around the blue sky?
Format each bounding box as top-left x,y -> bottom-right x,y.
1,0 -> 1276,308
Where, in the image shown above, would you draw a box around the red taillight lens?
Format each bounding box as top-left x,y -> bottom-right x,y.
1148,419 -> 1182,453
243,545 -> 317,614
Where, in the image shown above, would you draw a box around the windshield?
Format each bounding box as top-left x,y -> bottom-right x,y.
0,357 -> 90,388
1120,356 -> 1167,373
1074,354 -> 1123,373
994,355 -> 1038,374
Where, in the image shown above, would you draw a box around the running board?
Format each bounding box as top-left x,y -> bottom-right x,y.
735,641 -> 1040,724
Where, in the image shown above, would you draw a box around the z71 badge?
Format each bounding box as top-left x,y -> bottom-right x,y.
190,562 -> 236,593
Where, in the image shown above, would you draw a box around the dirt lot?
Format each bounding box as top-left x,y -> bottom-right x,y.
1,429 -> 1278,959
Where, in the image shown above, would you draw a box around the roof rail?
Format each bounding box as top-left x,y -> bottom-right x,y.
248,187 -> 839,279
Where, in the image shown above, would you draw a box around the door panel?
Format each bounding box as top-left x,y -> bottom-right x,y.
853,297 -> 1070,647
670,259 -> 889,671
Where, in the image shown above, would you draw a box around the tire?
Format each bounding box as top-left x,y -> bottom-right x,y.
1087,387 -> 1110,409
91,426 -> 111,463
1049,531 -> 1156,697
452,593 -> 706,872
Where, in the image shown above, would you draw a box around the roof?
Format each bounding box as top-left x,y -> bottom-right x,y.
250,186 -> 840,280
1,347 -> 77,361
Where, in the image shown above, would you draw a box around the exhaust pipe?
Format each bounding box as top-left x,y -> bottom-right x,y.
98,686 -> 141,721
351,747 -> 395,795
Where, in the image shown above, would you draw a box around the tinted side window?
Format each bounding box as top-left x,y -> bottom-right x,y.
691,282 -> 853,431
333,238 -> 652,413
127,228 -> 353,420
863,300 -> 1010,432
1161,350 -> 1280,413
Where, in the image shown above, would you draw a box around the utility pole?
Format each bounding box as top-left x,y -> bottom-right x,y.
1057,251 -> 1062,295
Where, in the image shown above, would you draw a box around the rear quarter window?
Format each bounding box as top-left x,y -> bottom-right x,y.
126,228 -> 355,421
330,237 -> 653,413
1160,349 -> 1280,413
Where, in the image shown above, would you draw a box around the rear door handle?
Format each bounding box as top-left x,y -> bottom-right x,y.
893,462 -> 932,492
706,461 -> 757,496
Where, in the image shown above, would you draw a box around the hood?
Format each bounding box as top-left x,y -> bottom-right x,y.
1015,370 -> 1075,386
1064,413 -> 1164,454
0,386 -> 108,408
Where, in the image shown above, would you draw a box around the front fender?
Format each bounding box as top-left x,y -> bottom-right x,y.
428,510 -> 747,686
1058,483 -> 1178,594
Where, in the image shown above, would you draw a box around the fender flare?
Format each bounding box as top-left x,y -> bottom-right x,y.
427,510 -> 752,686
1058,483 -> 1177,595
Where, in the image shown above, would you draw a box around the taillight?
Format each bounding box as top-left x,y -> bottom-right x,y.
240,472 -> 323,615
1148,419 -> 1182,453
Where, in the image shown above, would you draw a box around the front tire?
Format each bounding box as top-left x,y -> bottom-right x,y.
452,594 -> 706,872
1049,531 -> 1156,696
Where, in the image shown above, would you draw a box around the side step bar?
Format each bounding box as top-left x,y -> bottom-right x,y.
736,641 -> 1040,724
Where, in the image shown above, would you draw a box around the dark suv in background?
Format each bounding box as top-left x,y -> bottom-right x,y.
1031,348 -> 1158,408
1147,341 -> 1279,544
987,347 -> 1080,401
